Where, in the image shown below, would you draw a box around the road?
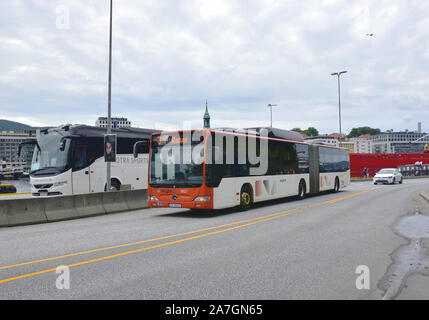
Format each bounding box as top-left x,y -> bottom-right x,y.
1,179 -> 429,300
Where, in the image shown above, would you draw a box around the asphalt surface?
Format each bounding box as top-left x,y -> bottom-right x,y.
1,179 -> 429,300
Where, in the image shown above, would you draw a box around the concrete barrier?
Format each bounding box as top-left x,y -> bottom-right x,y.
125,189 -> 148,210
0,189 -> 149,228
44,195 -> 79,222
0,203 -> 8,227
102,191 -> 130,213
74,193 -> 106,218
5,198 -> 48,226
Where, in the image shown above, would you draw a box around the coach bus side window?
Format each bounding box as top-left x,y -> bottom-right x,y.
73,146 -> 88,171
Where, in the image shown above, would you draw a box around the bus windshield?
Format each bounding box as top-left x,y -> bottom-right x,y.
31,133 -> 71,175
149,133 -> 205,188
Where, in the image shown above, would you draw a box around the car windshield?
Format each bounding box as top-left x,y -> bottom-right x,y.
31,132 -> 71,175
378,169 -> 395,174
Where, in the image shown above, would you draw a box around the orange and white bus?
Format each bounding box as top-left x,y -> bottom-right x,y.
141,127 -> 350,210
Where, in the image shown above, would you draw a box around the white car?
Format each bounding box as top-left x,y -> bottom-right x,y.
373,168 -> 403,185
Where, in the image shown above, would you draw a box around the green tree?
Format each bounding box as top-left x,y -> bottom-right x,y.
347,127 -> 381,138
291,128 -> 303,133
303,127 -> 319,137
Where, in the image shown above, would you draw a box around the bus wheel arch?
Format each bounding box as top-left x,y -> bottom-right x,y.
298,179 -> 306,200
239,183 -> 253,210
105,178 -> 121,191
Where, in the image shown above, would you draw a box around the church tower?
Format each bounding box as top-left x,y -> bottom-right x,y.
203,100 -> 210,129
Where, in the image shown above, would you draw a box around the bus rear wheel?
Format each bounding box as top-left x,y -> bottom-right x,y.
298,180 -> 306,200
239,185 -> 253,211
333,177 -> 340,193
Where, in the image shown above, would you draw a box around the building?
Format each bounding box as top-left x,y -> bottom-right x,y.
351,134 -> 372,154
0,131 -> 36,168
95,117 -> 131,129
304,135 -> 340,147
370,131 -> 429,153
203,100 -> 210,129
305,134 -> 355,152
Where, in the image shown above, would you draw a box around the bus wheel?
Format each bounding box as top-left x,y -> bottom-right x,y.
105,179 -> 121,191
239,185 -> 252,211
298,180 -> 306,200
333,177 -> 340,192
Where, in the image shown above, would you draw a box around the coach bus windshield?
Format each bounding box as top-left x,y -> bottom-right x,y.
149,133 -> 205,188
31,132 -> 71,175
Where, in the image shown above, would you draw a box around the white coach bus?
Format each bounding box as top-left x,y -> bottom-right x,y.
144,127 -> 350,210
24,125 -> 156,197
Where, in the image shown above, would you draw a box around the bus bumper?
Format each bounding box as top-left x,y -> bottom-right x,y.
148,200 -> 212,209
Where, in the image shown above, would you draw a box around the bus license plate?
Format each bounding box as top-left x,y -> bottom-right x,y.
168,203 -> 182,208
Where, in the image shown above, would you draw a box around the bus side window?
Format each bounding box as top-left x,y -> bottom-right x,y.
73,147 -> 88,170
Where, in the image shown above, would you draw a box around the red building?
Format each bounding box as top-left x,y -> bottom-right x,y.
350,153 -> 429,177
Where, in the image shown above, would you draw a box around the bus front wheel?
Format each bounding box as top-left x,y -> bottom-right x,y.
105,179 -> 121,191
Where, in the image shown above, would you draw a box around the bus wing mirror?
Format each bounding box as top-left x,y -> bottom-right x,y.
133,140 -> 149,158
59,135 -> 79,151
18,140 -> 38,157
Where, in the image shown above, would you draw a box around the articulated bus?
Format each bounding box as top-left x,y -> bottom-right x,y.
144,127 -> 350,210
23,125 -> 156,197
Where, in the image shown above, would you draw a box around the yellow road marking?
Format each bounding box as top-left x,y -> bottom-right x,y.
0,207 -> 304,270
0,190 -> 369,284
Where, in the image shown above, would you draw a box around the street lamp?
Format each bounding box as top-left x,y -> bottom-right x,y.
106,0 -> 113,192
267,104 -> 278,128
331,71 -> 347,145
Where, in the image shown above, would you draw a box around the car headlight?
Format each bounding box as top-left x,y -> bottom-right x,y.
53,181 -> 67,187
193,196 -> 211,202
149,196 -> 159,201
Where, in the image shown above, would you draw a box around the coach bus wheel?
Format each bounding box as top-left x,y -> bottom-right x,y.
333,177 -> 340,193
298,180 -> 306,200
239,185 -> 253,211
105,179 -> 121,191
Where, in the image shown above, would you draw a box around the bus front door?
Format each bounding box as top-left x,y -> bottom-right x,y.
72,146 -> 91,195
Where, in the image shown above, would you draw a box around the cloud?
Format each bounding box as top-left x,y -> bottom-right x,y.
0,0 -> 429,134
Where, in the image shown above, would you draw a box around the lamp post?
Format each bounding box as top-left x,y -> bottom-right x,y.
267,104 -> 278,128
106,0 -> 113,192
331,71 -> 347,145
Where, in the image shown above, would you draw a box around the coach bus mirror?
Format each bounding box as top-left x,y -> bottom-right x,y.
18,140 -> 37,157
59,135 -> 79,151
59,140 -> 66,151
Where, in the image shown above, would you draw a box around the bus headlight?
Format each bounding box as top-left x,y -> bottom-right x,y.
149,196 -> 159,201
53,181 -> 67,187
193,196 -> 211,202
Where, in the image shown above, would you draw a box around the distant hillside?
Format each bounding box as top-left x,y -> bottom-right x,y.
0,119 -> 33,133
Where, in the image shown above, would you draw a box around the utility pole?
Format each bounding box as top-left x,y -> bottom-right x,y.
331,71 -> 347,145
106,0 -> 113,192
267,104 -> 278,127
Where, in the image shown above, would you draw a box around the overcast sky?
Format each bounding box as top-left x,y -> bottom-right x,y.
1,0 -> 429,134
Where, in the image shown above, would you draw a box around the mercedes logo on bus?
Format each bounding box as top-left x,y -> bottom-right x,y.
172,195 -> 177,201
